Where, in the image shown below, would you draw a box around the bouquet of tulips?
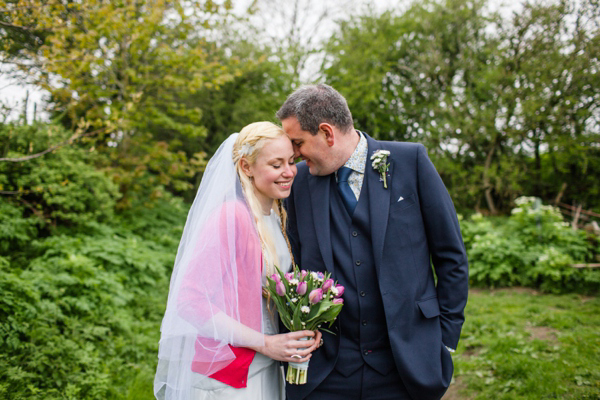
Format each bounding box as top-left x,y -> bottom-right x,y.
265,268 -> 344,385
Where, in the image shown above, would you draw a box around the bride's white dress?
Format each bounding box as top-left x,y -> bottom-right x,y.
191,209 -> 291,400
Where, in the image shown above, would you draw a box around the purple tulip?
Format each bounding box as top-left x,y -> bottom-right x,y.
270,273 -> 281,283
296,281 -> 307,295
316,272 -> 325,280
322,279 -> 334,292
334,284 -> 345,298
276,281 -> 286,296
309,288 -> 323,304
333,298 -> 344,304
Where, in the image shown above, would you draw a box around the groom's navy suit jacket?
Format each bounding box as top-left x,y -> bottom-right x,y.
284,133 -> 468,400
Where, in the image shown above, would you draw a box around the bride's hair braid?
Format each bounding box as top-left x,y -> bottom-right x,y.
276,198 -> 296,270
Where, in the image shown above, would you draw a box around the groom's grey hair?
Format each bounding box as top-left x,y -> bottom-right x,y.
276,84 -> 354,135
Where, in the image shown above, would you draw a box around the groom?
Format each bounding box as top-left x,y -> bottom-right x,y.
277,84 -> 468,400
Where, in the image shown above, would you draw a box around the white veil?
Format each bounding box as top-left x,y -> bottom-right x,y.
154,133 -> 265,400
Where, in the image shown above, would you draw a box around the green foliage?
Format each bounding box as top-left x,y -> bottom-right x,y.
323,0 -> 600,213
462,197 -> 599,293
189,41 -> 294,155
0,123 -> 120,229
0,206 -> 184,399
0,200 -> 39,254
0,0 -> 241,206
453,289 -> 600,399
0,122 -> 189,398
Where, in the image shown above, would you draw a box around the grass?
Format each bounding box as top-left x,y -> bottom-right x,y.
446,288 -> 600,399
125,288 -> 599,399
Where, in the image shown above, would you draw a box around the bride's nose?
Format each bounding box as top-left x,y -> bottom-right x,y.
281,164 -> 295,178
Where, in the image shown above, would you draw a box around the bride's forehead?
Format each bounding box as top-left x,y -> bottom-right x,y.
257,136 -> 293,156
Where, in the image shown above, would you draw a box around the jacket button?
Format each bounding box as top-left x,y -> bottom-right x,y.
362,320 -> 367,326
352,231 -> 358,237
363,350 -> 369,356
360,291 -> 366,297
355,260 -> 361,266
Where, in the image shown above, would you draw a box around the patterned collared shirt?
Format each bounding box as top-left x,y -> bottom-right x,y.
336,130 -> 368,201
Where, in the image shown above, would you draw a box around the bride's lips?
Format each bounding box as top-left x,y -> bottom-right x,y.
276,181 -> 293,189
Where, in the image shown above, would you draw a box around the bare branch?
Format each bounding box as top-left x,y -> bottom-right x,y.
0,20 -> 34,31
0,128 -> 106,163
0,190 -> 26,195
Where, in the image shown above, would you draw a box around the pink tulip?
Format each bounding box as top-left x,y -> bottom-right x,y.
333,298 -> 344,304
301,270 -> 308,278
322,279 -> 334,292
334,285 -> 345,298
309,288 -> 323,304
276,281 -> 286,296
285,272 -> 294,281
271,273 -> 281,283
296,281 -> 307,295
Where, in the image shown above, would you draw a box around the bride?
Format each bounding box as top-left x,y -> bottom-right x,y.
154,122 -> 321,400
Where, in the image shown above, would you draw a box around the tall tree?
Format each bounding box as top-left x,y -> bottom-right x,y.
0,0 -> 236,206
243,0 -> 358,83
323,0 -> 600,212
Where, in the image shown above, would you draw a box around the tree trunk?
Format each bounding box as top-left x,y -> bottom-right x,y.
483,143 -> 497,214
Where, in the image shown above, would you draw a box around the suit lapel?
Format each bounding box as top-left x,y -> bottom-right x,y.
308,174 -> 335,273
365,135 -> 393,271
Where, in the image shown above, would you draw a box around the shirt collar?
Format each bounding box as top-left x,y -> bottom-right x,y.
343,130 -> 367,174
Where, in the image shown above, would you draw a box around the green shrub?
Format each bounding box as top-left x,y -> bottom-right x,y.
0,122 -> 190,398
0,123 -> 120,229
0,221 -> 177,399
462,197 -> 599,293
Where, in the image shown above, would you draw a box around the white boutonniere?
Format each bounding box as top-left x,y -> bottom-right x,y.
371,150 -> 390,189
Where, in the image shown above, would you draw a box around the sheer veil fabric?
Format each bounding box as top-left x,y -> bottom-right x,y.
154,134 -> 266,400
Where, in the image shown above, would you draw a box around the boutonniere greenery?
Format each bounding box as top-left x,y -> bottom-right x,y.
371,150 -> 390,189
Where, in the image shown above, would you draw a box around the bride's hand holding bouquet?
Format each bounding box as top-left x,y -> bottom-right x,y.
265,268 -> 345,384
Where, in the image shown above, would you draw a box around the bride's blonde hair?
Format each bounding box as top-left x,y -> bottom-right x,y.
232,122 -> 294,277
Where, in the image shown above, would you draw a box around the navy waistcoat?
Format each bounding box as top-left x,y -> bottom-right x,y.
329,174 -> 396,377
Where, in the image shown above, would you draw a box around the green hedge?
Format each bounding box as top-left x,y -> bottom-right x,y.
461,197 -> 600,294
0,123 -> 188,399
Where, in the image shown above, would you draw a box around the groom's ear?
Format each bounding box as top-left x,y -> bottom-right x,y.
319,123 -> 335,147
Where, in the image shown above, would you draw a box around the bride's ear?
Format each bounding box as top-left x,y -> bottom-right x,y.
239,158 -> 253,178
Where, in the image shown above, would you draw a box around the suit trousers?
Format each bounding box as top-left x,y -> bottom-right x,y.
302,363 -> 411,400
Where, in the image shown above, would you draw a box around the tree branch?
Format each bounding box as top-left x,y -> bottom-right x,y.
0,19 -> 36,31
0,128 -> 106,163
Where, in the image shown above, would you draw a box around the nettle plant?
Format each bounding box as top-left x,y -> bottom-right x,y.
463,197 -> 599,293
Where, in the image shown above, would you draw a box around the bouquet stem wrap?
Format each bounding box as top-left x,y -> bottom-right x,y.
287,336 -> 310,385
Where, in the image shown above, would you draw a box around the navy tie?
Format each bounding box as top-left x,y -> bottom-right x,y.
337,166 -> 357,215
